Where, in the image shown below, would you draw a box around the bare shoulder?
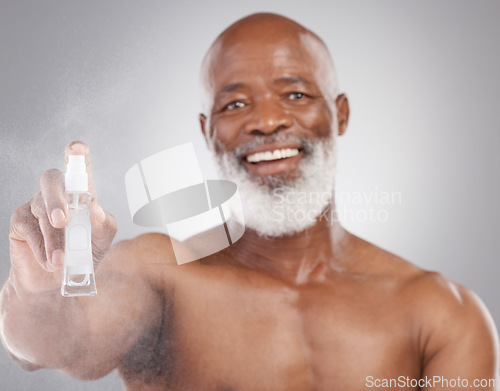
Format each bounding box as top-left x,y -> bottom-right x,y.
365,236 -> 500,371
405,271 -> 500,379
106,232 -> 178,266
407,270 -> 498,345
354,236 -> 498,342
355,236 -> 499,373
99,232 -> 179,288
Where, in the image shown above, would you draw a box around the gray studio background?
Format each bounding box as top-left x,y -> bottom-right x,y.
1,0 -> 499,389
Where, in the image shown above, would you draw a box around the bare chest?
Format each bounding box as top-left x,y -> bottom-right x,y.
145,272 -> 422,391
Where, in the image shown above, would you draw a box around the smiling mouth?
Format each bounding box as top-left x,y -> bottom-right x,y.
245,148 -> 301,163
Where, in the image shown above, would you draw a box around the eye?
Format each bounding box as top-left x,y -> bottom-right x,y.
225,101 -> 246,111
288,92 -> 306,100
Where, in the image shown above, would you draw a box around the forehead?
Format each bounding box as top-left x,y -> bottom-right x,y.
207,32 -> 325,86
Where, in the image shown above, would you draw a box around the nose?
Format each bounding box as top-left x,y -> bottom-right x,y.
243,98 -> 293,135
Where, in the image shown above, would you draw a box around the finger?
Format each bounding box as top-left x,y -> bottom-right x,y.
40,168 -> 67,229
30,193 -> 65,271
64,141 -> 98,203
10,201 -> 51,271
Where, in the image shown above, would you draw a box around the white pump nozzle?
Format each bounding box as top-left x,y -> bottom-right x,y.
65,155 -> 88,192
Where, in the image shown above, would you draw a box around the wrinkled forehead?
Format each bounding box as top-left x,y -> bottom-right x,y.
206,31 -> 325,76
200,19 -> 339,112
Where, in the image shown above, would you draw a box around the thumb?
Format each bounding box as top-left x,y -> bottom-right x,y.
89,199 -> 118,264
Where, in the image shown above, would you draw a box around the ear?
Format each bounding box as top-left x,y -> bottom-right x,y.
335,93 -> 350,136
199,113 -> 209,145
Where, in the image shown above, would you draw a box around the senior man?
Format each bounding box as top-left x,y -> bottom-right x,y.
1,12 -> 498,391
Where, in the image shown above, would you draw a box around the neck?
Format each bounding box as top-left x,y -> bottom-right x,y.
226,206 -> 353,285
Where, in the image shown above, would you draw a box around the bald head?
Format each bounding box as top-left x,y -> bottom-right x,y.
208,13 -> 318,51
200,13 -> 339,114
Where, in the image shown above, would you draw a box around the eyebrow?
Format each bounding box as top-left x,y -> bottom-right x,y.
218,76 -> 312,94
274,76 -> 313,86
219,82 -> 246,94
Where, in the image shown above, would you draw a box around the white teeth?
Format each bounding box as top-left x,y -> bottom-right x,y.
246,148 -> 299,163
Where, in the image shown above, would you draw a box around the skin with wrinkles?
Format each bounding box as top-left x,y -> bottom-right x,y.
1,13 -> 499,391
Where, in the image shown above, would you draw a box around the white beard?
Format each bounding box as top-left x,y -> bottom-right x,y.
209,132 -> 337,238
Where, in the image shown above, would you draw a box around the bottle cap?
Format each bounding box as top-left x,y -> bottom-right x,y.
65,155 -> 88,192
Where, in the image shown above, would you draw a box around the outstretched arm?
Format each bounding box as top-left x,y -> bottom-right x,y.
0,142 -> 164,379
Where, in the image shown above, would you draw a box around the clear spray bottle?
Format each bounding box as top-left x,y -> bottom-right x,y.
61,155 -> 97,297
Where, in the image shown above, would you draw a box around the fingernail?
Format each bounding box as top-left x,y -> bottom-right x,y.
51,249 -> 65,266
51,209 -> 65,226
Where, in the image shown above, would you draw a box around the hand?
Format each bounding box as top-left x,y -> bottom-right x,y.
8,141 -> 118,294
